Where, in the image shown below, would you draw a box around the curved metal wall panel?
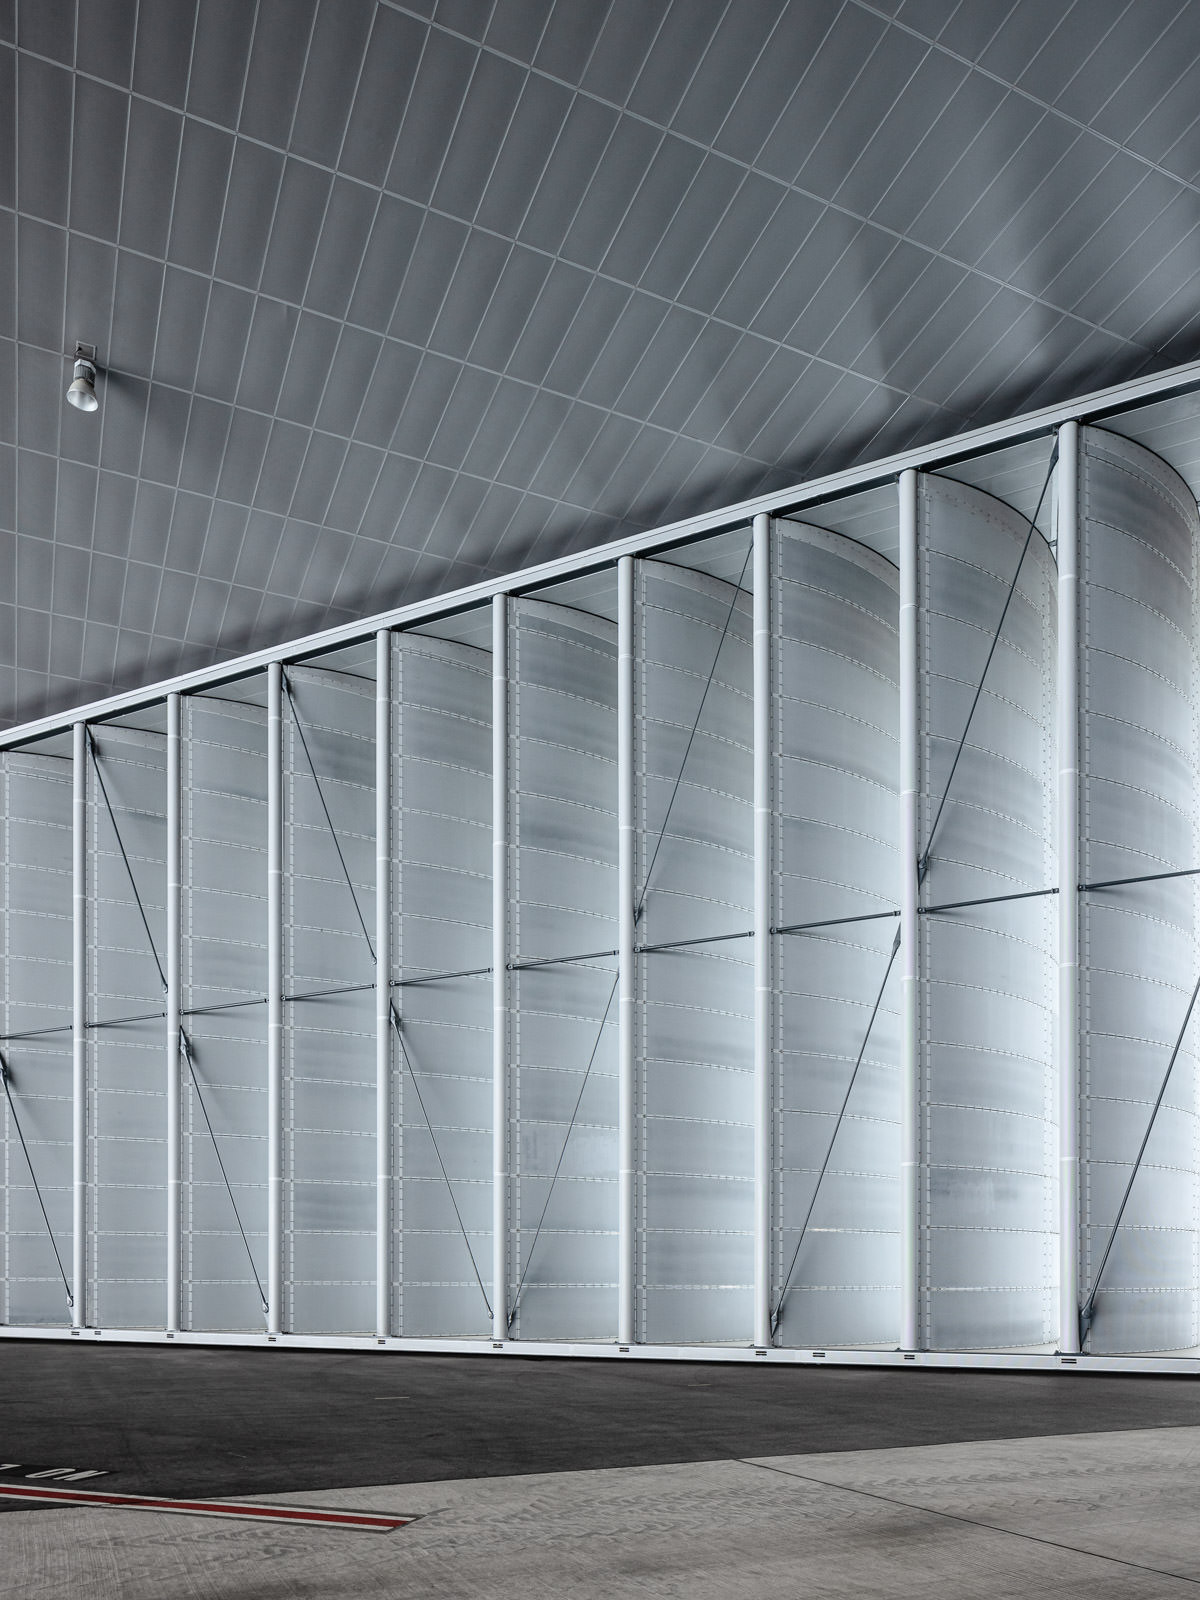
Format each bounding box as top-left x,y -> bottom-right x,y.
636,560 -> 754,1345
182,690 -> 269,1332
918,474 -> 1058,1350
1078,426 -> 1200,1354
0,752 -> 74,1326
391,633 -> 493,1338
283,665 -> 377,1334
87,726 -> 168,1329
771,524 -> 900,1349
508,599 -> 618,1340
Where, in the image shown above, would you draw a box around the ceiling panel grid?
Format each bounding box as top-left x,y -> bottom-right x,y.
4,0 -> 1200,726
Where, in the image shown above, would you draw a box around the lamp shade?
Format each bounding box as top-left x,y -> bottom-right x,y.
66,358 -> 98,412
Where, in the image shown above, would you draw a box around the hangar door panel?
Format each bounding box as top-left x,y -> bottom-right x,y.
284,665 -> 377,1335
88,725 -> 168,1330
637,560 -> 754,1346
508,599 -> 618,1341
0,752 -> 74,1326
392,633 -> 493,1338
918,475 -> 1058,1351
182,690 -> 269,1332
1079,426 -> 1200,1354
772,524 -> 900,1350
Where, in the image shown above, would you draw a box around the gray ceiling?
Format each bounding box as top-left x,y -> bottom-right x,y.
5,0 -> 1200,729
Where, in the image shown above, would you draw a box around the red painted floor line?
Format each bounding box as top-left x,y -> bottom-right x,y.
0,1482 -> 411,1530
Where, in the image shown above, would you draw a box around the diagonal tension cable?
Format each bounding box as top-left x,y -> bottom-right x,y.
282,681 -> 492,1321
507,966 -> 620,1332
636,532 -> 754,923
88,732 -> 166,992
283,673 -> 376,964
389,1004 -> 492,1320
771,924 -> 901,1337
510,536 -> 756,1315
920,441 -> 1058,879
1079,963 -> 1200,1345
0,1052 -> 74,1309
179,1029 -> 268,1316
282,680 -> 490,1320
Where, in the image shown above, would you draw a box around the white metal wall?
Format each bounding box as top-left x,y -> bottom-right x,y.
636,559 -> 755,1345
6,392 -> 1200,1362
182,690 -> 269,1333
771,524 -> 901,1350
916,476 -> 1058,1351
508,599 -> 618,1341
391,632 -> 493,1339
87,724 -> 168,1330
0,752 -> 73,1325
1077,426 -> 1200,1353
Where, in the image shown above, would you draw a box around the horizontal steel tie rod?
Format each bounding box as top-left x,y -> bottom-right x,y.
920,886 -> 1059,914
1080,866 -> 1200,891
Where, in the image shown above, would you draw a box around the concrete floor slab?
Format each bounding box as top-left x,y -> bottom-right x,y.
7,1427 -> 1200,1599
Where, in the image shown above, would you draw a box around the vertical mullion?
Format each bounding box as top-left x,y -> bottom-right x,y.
752,514 -> 771,1349
1057,419 -> 1081,1353
72,720 -> 87,1330
166,693 -> 182,1334
492,595 -> 509,1342
267,661 -> 283,1336
617,555 -> 635,1348
375,629 -> 392,1340
898,468 -> 920,1352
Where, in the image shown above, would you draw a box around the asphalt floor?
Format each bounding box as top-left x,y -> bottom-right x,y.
3,1341 -> 1200,1502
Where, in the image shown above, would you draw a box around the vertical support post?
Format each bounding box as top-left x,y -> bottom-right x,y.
617,555 -> 636,1348
752,514 -> 772,1349
492,595 -> 509,1341
898,468 -> 921,1352
267,661 -> 283,1335
375,628 -> 392,1341
166,692 -> 182,1334
1057,419 -> 1081,1353
72,720 -> 87,1330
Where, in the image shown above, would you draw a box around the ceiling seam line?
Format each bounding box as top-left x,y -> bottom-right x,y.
15,11 -> 1200,222
849,0 -> 1200,197
359,5 -> 1200,261
2,193 -> 1157,378
146,0 -> 263,664
15,325 -> 947,474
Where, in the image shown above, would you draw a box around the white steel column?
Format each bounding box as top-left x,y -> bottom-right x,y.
71,720 -> 87,1329
1056,420 -> 1081,1353
618,555 -> 636,1347
492,595 -> 509,1341
898,468 -> 921,1352
752,515 -> 772,1348
166,692 -> 182,1334
375,628 -> 392,1340
267,661 -> 284,1335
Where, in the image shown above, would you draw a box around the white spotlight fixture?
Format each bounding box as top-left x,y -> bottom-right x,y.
66,344 -> 99,413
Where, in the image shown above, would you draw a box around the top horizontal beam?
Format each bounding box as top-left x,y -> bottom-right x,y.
6,354 -> 1200,750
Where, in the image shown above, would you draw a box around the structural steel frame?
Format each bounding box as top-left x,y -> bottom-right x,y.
6,356 -> 1200,1371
